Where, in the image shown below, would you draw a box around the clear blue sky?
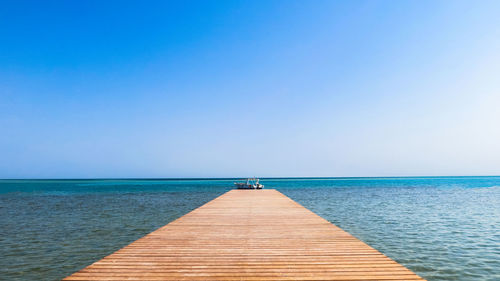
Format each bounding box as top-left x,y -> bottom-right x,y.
1,0 -> 499,178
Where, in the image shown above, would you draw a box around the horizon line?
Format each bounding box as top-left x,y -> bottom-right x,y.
1,175 -> 499,181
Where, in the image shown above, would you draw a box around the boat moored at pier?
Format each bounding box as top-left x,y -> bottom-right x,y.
234,178 -> 264,189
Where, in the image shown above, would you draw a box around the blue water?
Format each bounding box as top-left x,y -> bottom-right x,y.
1,177 -> 500,280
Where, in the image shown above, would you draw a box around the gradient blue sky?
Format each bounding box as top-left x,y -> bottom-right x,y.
1,0 -> 500,178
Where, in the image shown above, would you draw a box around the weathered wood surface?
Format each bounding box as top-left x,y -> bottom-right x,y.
64,189 -> 424,280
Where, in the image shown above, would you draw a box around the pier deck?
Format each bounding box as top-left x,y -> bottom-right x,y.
64,189 -> 424,280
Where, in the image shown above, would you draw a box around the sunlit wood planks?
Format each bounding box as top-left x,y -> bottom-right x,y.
64,189 -> 424,280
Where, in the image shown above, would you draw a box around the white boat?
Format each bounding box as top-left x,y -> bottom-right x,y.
234,178 -> 264,189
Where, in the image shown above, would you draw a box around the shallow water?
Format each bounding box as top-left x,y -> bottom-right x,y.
1,177 -> 499,280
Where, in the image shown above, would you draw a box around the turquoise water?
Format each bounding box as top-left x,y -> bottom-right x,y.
1,177 -> 500,280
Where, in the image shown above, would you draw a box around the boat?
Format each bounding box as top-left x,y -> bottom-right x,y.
234,178 -> 264,189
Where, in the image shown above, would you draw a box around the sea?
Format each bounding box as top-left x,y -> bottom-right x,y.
1,177 -> 499,281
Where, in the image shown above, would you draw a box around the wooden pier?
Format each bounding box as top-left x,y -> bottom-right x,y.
64,189 -> 424,280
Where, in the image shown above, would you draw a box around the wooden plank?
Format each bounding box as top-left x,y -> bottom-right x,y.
64,189 -> 424,280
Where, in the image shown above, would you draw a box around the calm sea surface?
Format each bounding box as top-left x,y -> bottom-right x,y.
1,177 -> 500,280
